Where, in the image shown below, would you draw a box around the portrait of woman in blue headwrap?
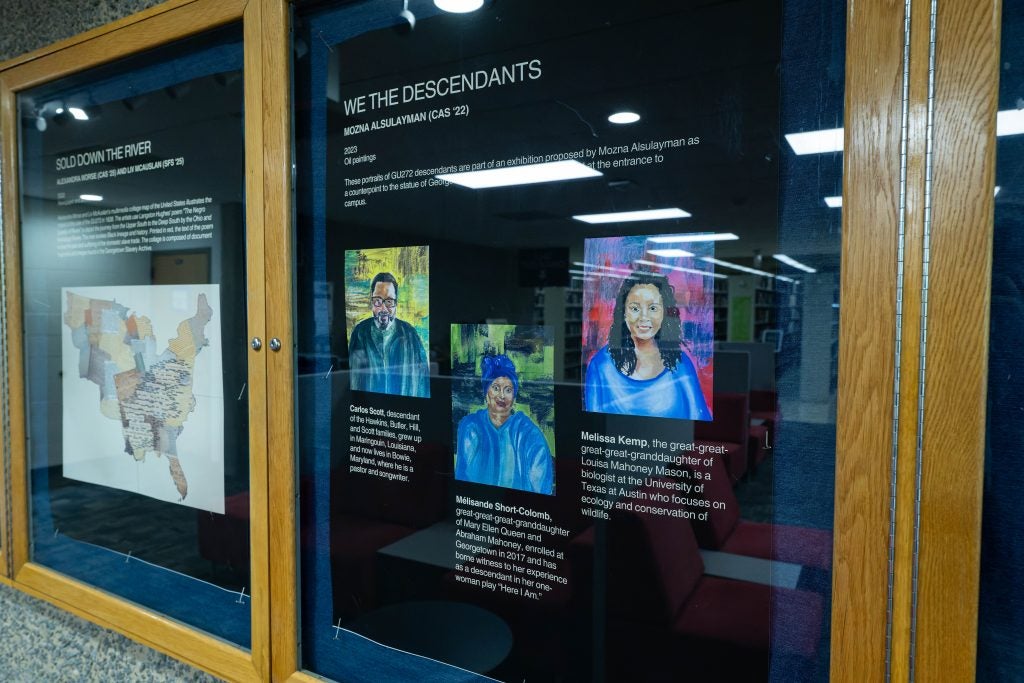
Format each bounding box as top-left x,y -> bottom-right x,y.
584,270 -> 712,421
454,353 -> 554,495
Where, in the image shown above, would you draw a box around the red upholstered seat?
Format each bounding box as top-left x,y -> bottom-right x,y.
686,455 -> 832,570
748,423 -> 768,471
694,392 -> 750,483
570,481 -> 823,678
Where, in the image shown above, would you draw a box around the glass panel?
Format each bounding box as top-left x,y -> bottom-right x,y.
978,3 -> 1024,678
17,25 -> 252,646
294,1 -> 844,679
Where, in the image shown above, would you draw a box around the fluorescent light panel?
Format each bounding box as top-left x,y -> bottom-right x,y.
573,207 -> 690,224
647,248 -> 695,258
784,127 -> 843,155
80,194 -> 102,201
634,258 -> 727,279
773,254 -> 817,273
701,257 -> 797,283
437,160 -> 601,189
997,110 -> 1024,136
824,195 -> 842,208
646,232 -> 739,243
572,261 -> 633,276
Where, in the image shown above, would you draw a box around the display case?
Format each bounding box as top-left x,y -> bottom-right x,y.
0,1 -> 275,679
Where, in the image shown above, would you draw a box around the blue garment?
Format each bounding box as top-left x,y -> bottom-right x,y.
584,345 -> 712,421
348,317 -> 430,398
455,410 -> 554,495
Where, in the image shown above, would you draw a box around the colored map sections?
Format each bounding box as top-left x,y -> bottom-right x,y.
64,291 -> 213,501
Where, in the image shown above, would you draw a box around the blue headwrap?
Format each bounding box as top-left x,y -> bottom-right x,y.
481,354 -> 519,397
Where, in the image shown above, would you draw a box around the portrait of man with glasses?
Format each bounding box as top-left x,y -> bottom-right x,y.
347,271 -> 430,397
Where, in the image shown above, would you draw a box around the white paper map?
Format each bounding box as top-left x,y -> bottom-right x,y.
62,284 -> 225,514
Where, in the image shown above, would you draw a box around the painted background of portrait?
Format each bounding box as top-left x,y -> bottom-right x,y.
343,245 -> 430,348
451,323 -> 556,486
581,234 -> 715,411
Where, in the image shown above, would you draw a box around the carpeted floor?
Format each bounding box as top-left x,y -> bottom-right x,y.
0,582 -> 220,682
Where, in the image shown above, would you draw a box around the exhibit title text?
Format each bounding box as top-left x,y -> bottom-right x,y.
55,139 -> 153,172
343,59 -> 542,115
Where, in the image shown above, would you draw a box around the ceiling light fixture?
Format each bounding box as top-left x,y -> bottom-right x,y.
608,111 -> 640,124
434,0 -> 484,12
437,160 -> 601,189
773,254 -> 817,273
701,256 -> 779,279
634,258 -> 727,279
647,248 -> 695,258
572,207 -> 690,224
784,127 -> 843,155
646,232 -> 739,243
997,110 -> 1024,136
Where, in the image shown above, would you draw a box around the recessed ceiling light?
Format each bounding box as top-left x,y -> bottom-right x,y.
647,248 -> 695,258
572,208 -> 690,224
824,196 -> 842,208
434,0 -> 484,12
608,111 -> 640,124
784,127 -> 843,155
68,107 -> 89,121
80,194 -> 103,201
647,233 -> 739,243
437,160 -> 601,189
773,254 -> 817,273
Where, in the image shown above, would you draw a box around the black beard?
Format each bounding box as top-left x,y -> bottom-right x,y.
374,310 -> 394,330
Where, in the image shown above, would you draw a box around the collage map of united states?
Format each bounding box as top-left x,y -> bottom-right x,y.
64,291 -> 213,501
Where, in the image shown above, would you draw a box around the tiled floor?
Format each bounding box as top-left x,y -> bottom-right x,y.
0,582 -> 220,682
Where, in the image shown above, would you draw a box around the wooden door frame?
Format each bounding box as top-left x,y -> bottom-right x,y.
0,0 -> 272,679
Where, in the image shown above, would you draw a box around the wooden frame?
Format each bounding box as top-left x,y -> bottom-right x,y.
913,0 -> 1000,679
0,0 -> 271,680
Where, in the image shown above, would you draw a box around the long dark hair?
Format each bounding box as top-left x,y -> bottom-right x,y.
609,271 -> 685,376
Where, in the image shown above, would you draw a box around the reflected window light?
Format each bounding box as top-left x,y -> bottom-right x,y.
80,194 -> 103,201
647,248 -> 695,258
784,127 -> 843,154
608,111 -> 640,124
434,0 -> 484,12
997,110 -> 1024,136
68,107 -> 89,120
647,232 -> 738,243
824,195 -> 842,208
773,254 -> 817,273
437,160 -> 601,189
573,207 -> 690,224
994,186 -> 1001,196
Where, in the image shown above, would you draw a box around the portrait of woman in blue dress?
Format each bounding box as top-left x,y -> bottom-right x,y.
455,353 -> 555,495
584,271 -> 712,421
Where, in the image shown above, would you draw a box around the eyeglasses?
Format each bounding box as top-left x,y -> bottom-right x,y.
371,297 -> 397,309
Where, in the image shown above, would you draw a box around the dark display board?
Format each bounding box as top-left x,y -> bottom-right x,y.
17,25 -> 252,646
296,1 -> 838,680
